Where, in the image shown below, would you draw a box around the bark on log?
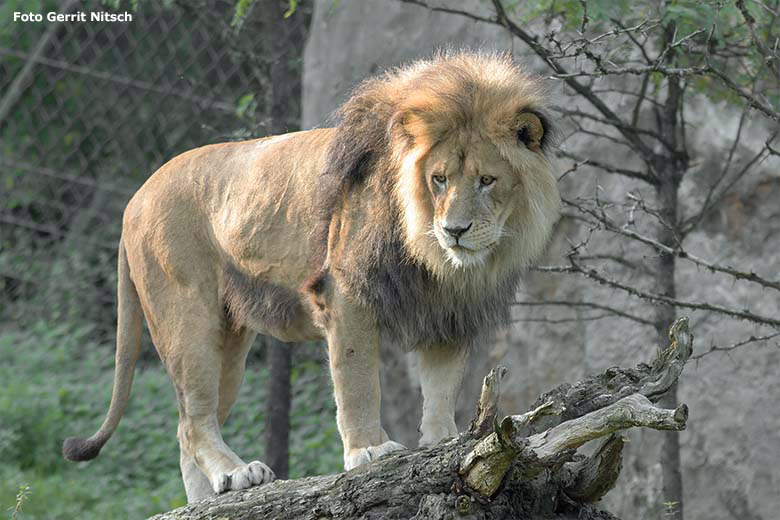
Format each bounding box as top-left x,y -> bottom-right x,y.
150,317 -> 693,520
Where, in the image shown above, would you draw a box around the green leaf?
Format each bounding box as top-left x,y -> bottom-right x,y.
232,0 -> 254,27
284,0 -> 297,18
236,93 -> 255,118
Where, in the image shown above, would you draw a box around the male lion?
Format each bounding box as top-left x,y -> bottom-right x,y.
63,51 -> 560,502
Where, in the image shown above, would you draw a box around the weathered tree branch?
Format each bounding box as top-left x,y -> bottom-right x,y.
563,434 -> 625,503
151,318 -> 692,520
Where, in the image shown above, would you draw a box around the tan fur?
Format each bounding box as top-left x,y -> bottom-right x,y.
62,51 -> 560,502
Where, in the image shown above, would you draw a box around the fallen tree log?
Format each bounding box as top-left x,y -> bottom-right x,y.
151,317 -> 693,520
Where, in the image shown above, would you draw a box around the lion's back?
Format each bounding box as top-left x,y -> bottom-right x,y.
122,129 -> 336,287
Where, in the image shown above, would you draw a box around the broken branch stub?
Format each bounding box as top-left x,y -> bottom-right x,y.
563,434 -> 625,503
468,364 -> 508,438
640,316 -> 693,399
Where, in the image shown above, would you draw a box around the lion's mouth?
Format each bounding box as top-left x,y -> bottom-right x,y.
432,225 -> 495,267
444,244 -> 491,268
451,244 -> 477,252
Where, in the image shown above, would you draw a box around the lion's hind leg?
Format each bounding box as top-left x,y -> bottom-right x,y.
169,321 -> 273,500
173,325 -> 272,502
142,283 -> 272,502
216,326 -> 275,492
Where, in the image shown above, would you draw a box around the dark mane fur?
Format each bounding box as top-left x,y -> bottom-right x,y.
315,74 -> 396,242
346,209 -> 521,349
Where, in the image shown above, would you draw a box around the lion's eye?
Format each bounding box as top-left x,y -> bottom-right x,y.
480,176 -> 497,186
432,174 -> 447,185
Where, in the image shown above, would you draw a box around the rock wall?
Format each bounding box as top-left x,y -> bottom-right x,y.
302,2 -> 780,519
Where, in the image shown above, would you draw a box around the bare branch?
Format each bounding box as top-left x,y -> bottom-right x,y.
682,141 -> 771,234
487,0 -> 657,161
512,313 -> 615,324
550,63 -> 708,79
736,0 -> 780,78
706,64 -> 780,121
564,197 -> 780,293
397,0 -> 494,24
513,300 -> 655,326
692,332 -> 780,360
556,149 -> 657,184
538,260 -> 780,328
554,105 -> 670,144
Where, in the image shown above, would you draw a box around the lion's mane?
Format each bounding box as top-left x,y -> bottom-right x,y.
311,51 -> 560,350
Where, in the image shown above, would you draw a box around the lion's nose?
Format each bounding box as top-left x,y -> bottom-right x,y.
443,223 -> 472,240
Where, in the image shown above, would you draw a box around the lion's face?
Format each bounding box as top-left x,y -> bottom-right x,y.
423,137 -> 517,267
396,109 -> 558,274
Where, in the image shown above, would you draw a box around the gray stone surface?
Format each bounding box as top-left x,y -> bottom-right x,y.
303,2 -> 780,519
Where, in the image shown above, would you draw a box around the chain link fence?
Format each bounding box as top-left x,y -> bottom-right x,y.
0,0 -> 284,335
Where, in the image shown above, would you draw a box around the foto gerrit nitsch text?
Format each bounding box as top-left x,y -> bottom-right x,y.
14,12 -> 132,23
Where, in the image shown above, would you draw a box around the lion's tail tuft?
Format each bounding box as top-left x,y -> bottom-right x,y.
62,433 -> 109,461
62,237 -> 143,463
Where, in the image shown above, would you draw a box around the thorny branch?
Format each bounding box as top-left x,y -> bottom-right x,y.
513,299 -> 654,326
692,331 -> 780,361
533,261 -> 780,329
563,197 -> 780,293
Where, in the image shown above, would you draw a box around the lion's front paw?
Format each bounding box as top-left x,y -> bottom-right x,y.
344,440 -> 406,470
214,460 -> 275,494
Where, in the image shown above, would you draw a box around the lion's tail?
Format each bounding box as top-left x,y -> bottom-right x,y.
63,238 -> 143,462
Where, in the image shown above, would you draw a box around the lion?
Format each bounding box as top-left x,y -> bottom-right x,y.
62,51 -> 561,502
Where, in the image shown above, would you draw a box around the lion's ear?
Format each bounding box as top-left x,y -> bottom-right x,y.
387,111 -> 414,150
388,110 -> 430,151
388,109 -> 448,156
515,112 -> 546,153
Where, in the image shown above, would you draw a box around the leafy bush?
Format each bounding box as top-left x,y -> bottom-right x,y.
0,323 -> 341,519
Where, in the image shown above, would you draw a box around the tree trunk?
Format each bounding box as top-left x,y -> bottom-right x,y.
151,318 -> 693,520
265,338 -> 292,479
653,20 -> 687,518
655,173 -> 682,520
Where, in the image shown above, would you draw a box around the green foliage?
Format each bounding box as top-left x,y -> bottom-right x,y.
284,0 -> 298,18
232,1 -> 299,26
236,92 -> 258,120
0,1 -> 50,36
509,0 -> 744,37
0,324 -> 341,519
10,485 -> 31,520
504,0 -> 778,110
231,0 -> 254,27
